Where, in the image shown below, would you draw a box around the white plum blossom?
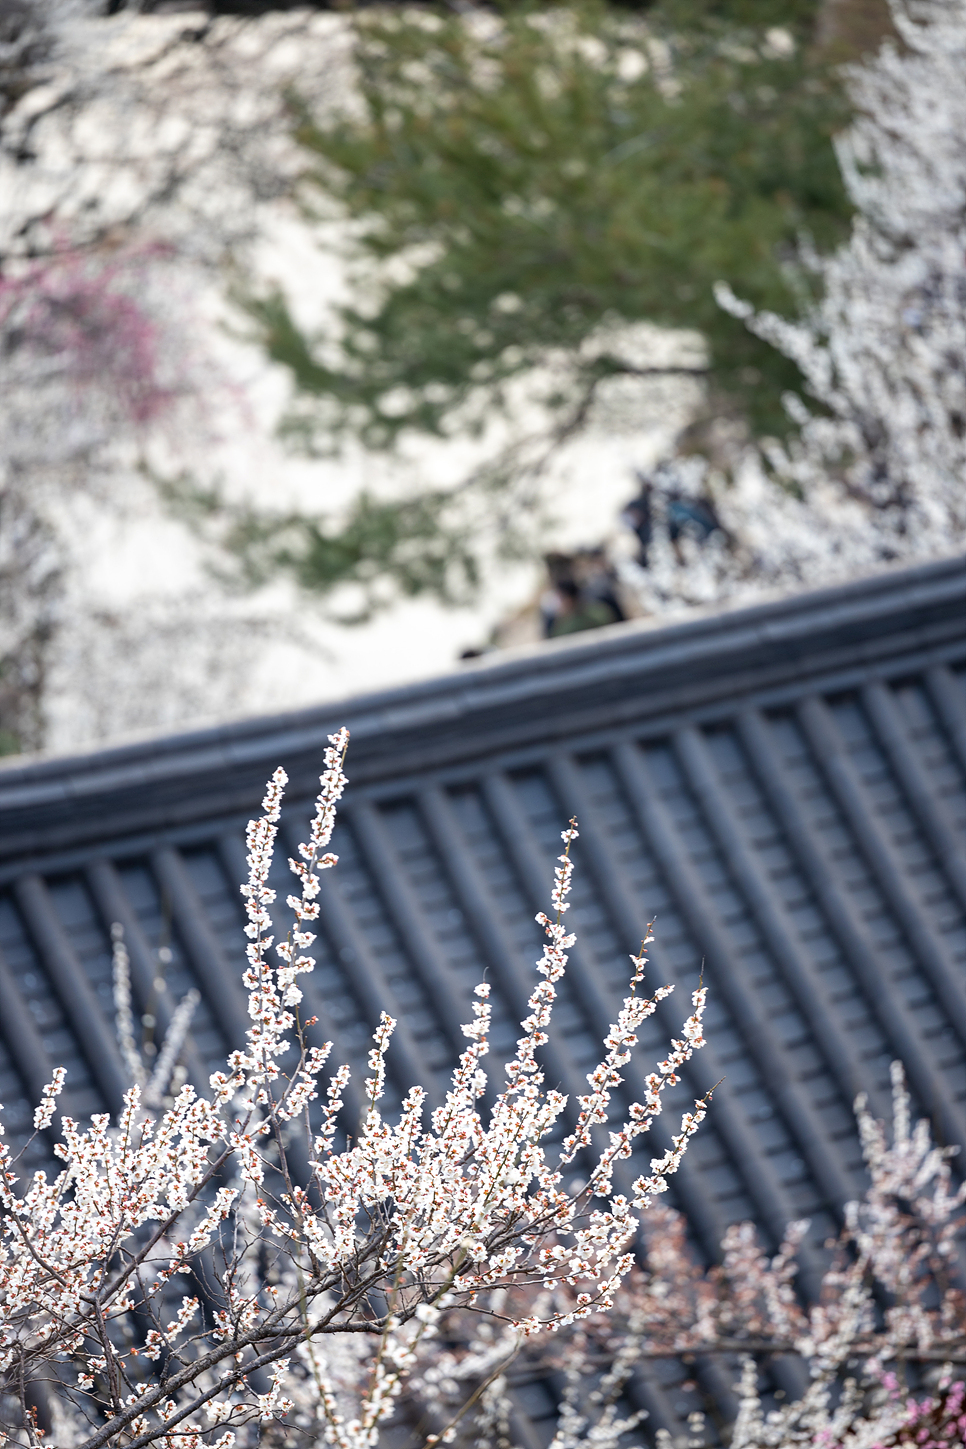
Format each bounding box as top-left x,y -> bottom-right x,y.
2,730 -> 961,1448
0,727 -> 709,1449
419,1063 -> 964,1448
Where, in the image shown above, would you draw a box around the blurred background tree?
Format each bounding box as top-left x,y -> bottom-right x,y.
6,0 -> 962,755
259,0 -> 851,446
0,0 -> 348,754
236,0 -> 897,599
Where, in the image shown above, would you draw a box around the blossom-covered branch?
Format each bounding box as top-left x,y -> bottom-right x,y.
394,1062 -> 964,1447
0,728 -> 709,1448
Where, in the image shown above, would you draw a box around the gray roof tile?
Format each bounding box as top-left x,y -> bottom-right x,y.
1,555 -> 964,1443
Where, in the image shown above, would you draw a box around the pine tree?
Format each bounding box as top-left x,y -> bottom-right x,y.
236,0 -> 868,599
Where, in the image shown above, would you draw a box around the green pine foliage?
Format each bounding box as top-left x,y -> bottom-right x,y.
237,0 -> 885,603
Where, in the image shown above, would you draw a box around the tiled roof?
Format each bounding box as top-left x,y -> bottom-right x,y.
1,555 -> 964,1442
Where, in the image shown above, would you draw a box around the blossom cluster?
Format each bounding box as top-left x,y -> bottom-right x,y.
0,728 -> 709,1449
374,1063 -> 963,1448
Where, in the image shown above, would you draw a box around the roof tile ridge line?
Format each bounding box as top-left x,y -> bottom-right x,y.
580,742 -> 830,1287
735,709 -> 966,1155
309,633 -> 966,816
4,562 -> 963,808
0,939 -> 76,1139
925,664 -> 966,778
511,553 -> 966,675
214,827 -> 366,1129
108,557 -> 966,725
171,555 -> 966,763
860,681 -> 966,914
795,696 -> 966,1052
12,872 -> 129,1116
3,633 -> 963,888
368,556 -> 966,709
670,723 -> 890,1123
420,560 -> 966,710
276,814 -> 438,1112
84,858 -> 209,1100
413,783 -> 606,1169
2,556 -> 962,796
477,769 -> 732,1259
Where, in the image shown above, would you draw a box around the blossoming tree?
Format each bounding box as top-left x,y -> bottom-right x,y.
329,1063 -> 963,1447
0,3 -> 353,757
0,729 -> 710,1448
695,0 -> 966,604
0,243 -> 181,754
563,0 -> 966,619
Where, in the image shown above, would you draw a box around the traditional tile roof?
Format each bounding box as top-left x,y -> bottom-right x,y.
1,555 -> 964,1441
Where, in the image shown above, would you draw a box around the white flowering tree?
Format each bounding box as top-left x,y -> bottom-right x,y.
618,0 -> 965,617
0,240 -> 307,755
0,729 -> 710,1448
0,243 -> 173,752
369,1060 -> 962,1449
0,2 -> 351,756
2,731 -> 961,1448
626,1063 -> 965,1448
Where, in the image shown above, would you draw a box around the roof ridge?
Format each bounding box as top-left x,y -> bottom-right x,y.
1,556 -> 963,865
